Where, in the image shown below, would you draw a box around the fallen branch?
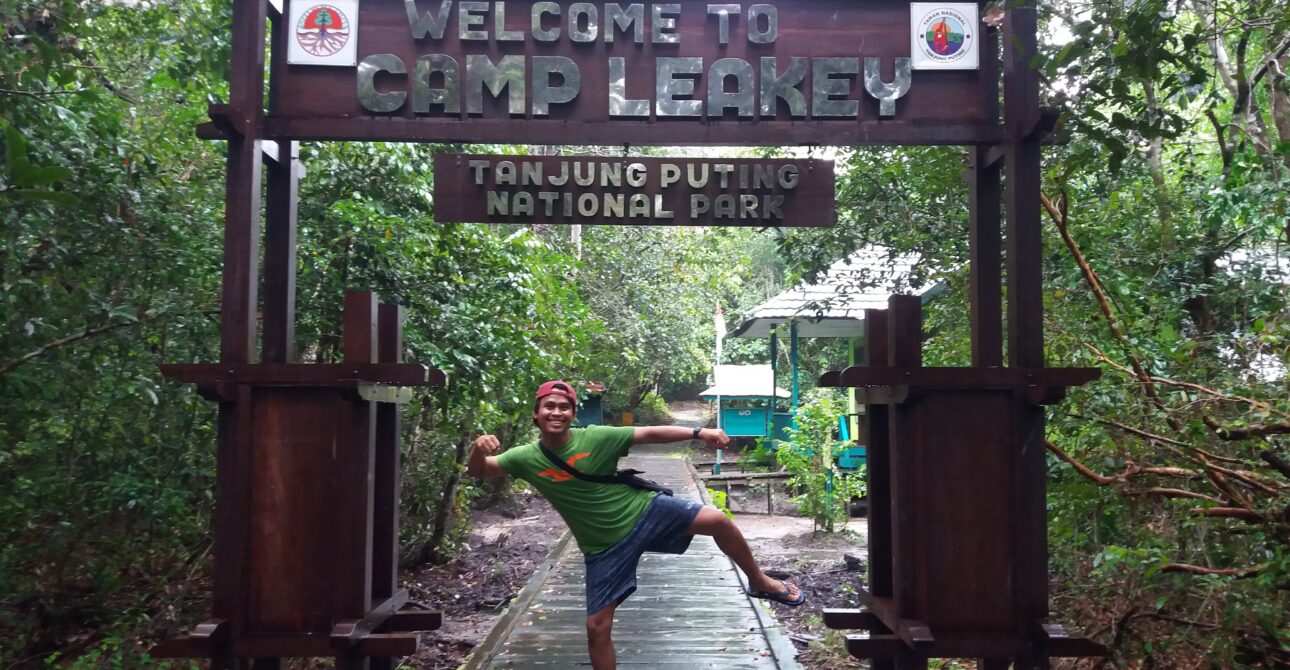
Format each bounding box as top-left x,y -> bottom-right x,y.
1125,488 -> 1224,503
1149,377 -> 1281,416
1073,411 -> 1245,465
1042,191 -> 1179,429
1261,450 -> 1290,479
0,87 -> 89,98
0,309 -> 217,378
1160,562 -> 1265,578
1205,461 -> 1286,495
1047,440 -> 1204,489
1203,416 -> 1290,441
1204,468 -> 1255,509
0,320 -> 138,377
1046,439 -> 1118,485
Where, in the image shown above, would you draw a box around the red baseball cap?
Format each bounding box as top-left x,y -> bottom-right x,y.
535,380 -> 577,405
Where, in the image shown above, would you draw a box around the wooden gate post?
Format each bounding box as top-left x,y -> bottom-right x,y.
819,3 -> 1107,666
149,0 -> 445,662
821,296 -> 1103,666
155,293 -> 445,664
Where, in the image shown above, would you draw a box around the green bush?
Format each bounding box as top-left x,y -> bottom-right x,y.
777,390 -> 866,533
706,488 -> 735,519
631,392 -> 673,425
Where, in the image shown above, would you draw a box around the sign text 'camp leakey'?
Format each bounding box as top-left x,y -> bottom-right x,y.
273,1 -> 990,146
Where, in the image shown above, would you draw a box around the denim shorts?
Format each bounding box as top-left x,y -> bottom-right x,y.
583,494 -> 703,615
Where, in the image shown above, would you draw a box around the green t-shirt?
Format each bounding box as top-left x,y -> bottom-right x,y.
496,425 -> 656,554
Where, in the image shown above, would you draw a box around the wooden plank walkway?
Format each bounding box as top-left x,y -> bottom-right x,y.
473,439 -> 801,669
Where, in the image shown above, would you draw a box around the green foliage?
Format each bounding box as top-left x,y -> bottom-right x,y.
3,0 -> 1286,666
705,488 -> 735,520
776,390 -> 866,533
630,392 -> 672,425
738,438 -> 777,472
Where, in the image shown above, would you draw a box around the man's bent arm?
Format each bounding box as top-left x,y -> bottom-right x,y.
633,426 -> 730,448
467,435 -> 508,478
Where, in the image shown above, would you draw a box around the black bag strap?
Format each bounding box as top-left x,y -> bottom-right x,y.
538,442 -> 673,496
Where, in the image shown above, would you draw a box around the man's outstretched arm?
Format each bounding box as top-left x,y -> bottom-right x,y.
466,434 -> 508,478
632,426 -> 730,448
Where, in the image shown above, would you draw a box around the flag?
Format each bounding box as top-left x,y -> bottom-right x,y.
715,303 -> 726,362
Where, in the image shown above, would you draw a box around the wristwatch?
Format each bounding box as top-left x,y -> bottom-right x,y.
692,426 -> 702,440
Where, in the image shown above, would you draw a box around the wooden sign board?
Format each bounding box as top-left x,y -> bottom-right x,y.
268,0 -> 996,146
433,154 -> 835,226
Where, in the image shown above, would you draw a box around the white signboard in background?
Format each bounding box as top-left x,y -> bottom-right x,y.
287,0 -> 359,66
910,3 -> 980,70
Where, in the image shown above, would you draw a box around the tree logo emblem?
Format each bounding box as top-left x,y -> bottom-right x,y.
296,4 -> 351,58
910,4 -> 979,70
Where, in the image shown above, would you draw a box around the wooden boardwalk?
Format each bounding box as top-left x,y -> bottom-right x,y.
469,440 -> 801,669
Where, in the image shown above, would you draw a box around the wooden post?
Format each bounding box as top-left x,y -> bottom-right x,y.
213,1 -> 267,666
262,141 -> 299,364
863,308 -> 895,670
262,0 -> 298,365
968,23 -> 1003,369
369,304 -> 404,670
1003,6 -> 1048,670
885,295 -> 928,670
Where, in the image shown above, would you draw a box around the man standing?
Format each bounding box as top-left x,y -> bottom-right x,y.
468,380 -> 804,670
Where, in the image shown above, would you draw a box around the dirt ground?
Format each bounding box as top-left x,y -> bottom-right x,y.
404,465 -> 869,669
402,490 -> 566,670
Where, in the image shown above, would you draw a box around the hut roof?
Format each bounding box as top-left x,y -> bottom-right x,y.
731,246 -> 942,339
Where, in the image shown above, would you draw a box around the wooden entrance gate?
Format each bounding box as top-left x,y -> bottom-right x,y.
152,1 -> 1106,667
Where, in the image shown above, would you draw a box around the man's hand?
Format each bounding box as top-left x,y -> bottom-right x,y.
467,434 -> 506,478
695,428 -> 731,448
473,434 -> 501,456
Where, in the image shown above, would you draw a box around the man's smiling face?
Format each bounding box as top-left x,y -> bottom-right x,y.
534,394 -> 575,434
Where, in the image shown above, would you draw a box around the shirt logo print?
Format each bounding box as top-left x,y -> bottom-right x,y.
538,452 -> 591,483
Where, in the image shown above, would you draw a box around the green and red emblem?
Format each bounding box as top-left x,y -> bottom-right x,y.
296,4 -> 351,58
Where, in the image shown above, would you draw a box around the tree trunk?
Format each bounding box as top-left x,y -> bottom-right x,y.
419,429 -> 471,564
1269,52 -> 1290,177
1141,79 -> 1174,249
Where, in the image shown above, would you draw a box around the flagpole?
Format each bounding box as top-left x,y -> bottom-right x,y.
715,304 -> 725,432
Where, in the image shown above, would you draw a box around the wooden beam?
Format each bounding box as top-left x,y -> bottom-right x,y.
856,589 -> 934,651
161,363 -> 447,387
862,308 -> 894,625
967,145 -> 1003,367
331,590 -> 410,650
259,117 -> 1006,147
1003,3 -> 1051,644
150,619 -> 228,658
823,608 -> 884,631
262,140 -> 299,363
1003,2 -> 1044,370
208,103 -> 254,140
697,471 -> 792,483
371,303 -> 404,613
833,367 -> 1099,388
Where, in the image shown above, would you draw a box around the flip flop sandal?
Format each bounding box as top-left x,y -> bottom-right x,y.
746,581 -> 806,607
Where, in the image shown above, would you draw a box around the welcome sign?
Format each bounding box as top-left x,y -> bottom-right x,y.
268,1 -> 993,146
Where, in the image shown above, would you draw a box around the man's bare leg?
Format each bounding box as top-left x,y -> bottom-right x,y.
586,600 -> 618,669
686,506 -> 800,599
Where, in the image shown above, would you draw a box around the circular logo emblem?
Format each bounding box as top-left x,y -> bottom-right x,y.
296,4 -> 350,57
915,7 -> 974,65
